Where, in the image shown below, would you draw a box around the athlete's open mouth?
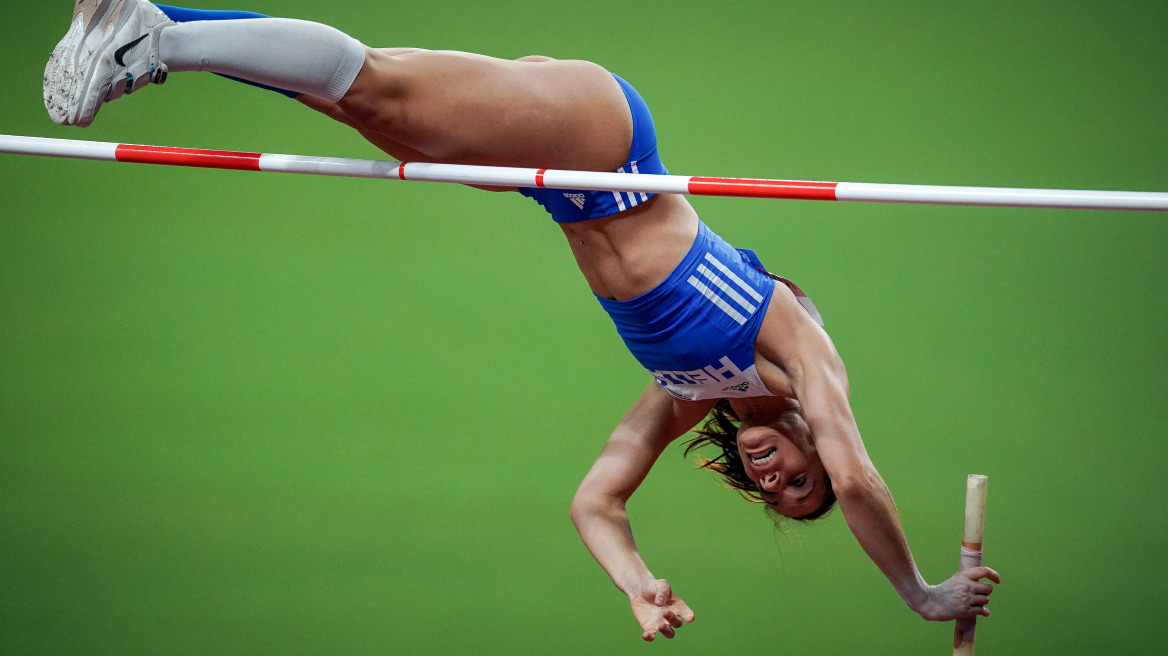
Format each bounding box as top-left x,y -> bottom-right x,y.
749,447 -> 777,465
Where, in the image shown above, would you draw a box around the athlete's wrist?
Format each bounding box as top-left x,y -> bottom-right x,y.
624,575 -> 661,600
896,572 -> 931,615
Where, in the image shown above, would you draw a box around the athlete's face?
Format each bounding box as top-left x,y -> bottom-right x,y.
736,416 -> 829,518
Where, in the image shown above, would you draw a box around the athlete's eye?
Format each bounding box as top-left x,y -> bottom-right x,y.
791,475 -> 807,489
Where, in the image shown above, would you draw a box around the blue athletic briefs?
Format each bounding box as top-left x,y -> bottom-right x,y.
517,73 -> 668,223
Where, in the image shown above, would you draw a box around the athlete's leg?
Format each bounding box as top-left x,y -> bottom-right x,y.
153,4 -> 297,98
333,49 -> 631,171
296,79 -> 434,165
160,19 -> 632,171
45,1 -> 360,125
46,2 -> 632,172
157,14 -> 365,103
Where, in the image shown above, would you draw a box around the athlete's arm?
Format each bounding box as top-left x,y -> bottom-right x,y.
570,383 -> 714,641
755,287 -> 1000,621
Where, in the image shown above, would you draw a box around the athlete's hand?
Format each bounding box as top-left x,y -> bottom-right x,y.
915,567 -> 1001,621
630,579 -> 695,641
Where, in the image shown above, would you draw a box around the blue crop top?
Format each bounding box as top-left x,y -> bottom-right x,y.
597,221 -> 775,400
596,222 -> 825,401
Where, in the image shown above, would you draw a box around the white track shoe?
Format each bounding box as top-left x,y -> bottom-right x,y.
44,0 -> 174,127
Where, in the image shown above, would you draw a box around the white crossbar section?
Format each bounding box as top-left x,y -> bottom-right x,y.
259,153 -> 400,178
837,182 -> 1168,211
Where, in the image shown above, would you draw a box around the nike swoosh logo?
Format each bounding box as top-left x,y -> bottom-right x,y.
114,34 -> 149,67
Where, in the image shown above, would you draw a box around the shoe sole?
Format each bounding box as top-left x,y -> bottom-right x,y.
44,0 -> 127,127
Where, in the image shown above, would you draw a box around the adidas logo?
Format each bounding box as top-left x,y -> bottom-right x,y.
722,382 -> 750,393
563,193 -> 586,210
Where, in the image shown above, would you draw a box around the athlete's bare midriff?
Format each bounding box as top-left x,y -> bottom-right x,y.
559,193 -> 700,301
560,191 -> 805,401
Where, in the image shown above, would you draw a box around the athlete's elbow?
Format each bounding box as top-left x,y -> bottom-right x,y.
568,493 -> 590,526
570,488 -> 611,524
571,487 -> 627,526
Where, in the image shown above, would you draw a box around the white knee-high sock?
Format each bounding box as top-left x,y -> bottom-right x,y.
158,18 -> 366,102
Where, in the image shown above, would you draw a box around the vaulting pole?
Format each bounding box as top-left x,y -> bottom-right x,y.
954,475 -> 989,656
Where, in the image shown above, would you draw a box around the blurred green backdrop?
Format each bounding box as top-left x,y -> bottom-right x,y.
2,1 -> 1166,654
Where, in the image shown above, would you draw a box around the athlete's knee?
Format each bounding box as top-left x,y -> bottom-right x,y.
298,94 -> 353,126
335,47 -> 411,132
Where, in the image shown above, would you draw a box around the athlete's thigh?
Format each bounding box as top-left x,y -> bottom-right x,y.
298,92 -> 435,162
342,49 -> 633,172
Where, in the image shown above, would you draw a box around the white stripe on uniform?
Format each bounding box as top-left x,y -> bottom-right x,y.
696,264 -> 757,313
703,253 -> 764,303
612,166 -> 628,211
630,161 -> 649,202
687,276 -> 747,325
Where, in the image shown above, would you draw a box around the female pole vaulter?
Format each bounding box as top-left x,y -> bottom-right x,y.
43,1 -> 1000,641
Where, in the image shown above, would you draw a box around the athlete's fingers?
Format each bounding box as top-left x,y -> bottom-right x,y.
662,610 -> 684,628
640,620 -> 658,644
964,567 -> 1001,584
659,624 -> 676,639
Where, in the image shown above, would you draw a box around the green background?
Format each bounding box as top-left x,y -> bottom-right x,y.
3,1 -> 1167,654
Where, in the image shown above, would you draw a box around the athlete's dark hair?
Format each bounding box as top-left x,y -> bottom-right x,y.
682,398 -> 837,522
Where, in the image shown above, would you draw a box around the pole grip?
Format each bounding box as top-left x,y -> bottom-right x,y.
953,474 -> 988,655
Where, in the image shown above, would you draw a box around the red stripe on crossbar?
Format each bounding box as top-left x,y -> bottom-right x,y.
397,162 -> 408,180
535,169 -> 547,188
688,177 -> 838,200
115,144 -> 262,171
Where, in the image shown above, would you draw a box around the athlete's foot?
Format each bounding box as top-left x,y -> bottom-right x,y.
44,0 -> 173,127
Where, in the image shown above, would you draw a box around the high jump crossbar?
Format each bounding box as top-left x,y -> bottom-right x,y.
3,134 -> 1167,211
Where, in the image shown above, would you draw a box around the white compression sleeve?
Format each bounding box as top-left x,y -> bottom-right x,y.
158,18 -> 366,102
